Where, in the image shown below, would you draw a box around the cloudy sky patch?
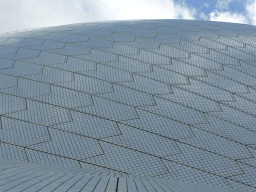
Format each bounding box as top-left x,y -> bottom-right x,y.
0,0 -> 255,33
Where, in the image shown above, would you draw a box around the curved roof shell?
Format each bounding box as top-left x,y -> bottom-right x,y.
0,19 -> 256,191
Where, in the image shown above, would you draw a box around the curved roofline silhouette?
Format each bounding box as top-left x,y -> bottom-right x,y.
0,19 -> 255,192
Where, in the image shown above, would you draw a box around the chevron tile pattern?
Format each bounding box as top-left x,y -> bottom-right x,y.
0,19 -> 256,191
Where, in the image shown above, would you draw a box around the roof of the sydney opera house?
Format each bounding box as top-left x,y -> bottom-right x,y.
0,19 -> 256,192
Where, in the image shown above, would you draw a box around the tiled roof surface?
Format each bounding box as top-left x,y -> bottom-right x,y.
0,159 -> 244,192
0,19 -> 256,191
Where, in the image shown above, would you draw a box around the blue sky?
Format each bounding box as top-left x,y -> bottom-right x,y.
0,0 -> 255,33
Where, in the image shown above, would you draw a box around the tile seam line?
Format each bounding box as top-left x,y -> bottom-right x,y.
1,96 -> 254,157
1,90 -> 256,160
4,43 -> 256,110
4,63 -> 256,126
2,103 -> 252,161
0,131 -> 246,179
6,37 -> 254,90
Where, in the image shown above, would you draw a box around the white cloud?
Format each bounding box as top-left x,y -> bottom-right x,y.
207,0 -> 256,25
246,0 -> 256,25
204,2 -> 210,8
0,0 -> 196,33
200,12 -> 208,20
215,0 -> 232,10
209,10 -> 249,24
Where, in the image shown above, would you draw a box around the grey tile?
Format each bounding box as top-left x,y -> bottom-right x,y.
232,61 -> 256,78
139,97 -> 206,125
98,84 -> 155,107
150,34 -> 180,44
66,175 -> 93,191
175,25 -> 199,32
176,78 -> 235,101
229,35 -> 256,46
0,46 -> 18,55
210,29 -> 239,37
229,162 -> 256,187
159,87 -> 220,112
179,127 -> 251,160
138,66 -> 189,85
0,117 -> 50,146
53,110 -> 120,138
75,49 -> 118,63
80,29 -> 112,37
0,60 -> 43,76
76,96 -> 137,121
0,38 -> 24,45
0,74 -> 17,89
75,37 -> 113,48
160,159 -> 229,187
66,27 -> 95,34
25,149 -> 79,168
5,99 -> 71,126
80,176 -> 102,192
211,36 -> 244,46
52,56 -> 96,72
238,147 -> 256,167
102,33 -> 135,42
223,95 -> 256,116
26,66 -> 73,84
165,32 -> 200,41
35,32 -> 69,40
85,141 -> 167,176
146,44 -> 190,58
57,73 -> 113,94
210,104 -> 256,132
84,64 -> 133,82
119,74 -> 172,95
170,41 -> 210,53
50,44 -> 91,56
55,34 -> 90,43
0,78 -> 49,98
0,143 -> 26,162
32,85 -> 92,108
120,29 -> 157,38
145,26 -> 178,34
193,37 -> 226,50
97,43 -> 139,55
227,179 -> 256,192
28,40 -> 65,50
0,58 -> 15,69
194,72 -> 248,94
121,38 -> 160,49
187,30 -> 219,38
22,51 -> 67,65
104,56 -> 152,73
199,50 -> 240,65
29,128 -> 103,160
123,109 -> 193,139
102,124 -> 179,157
0,48 -> 40,60
128,49 -> 171,65
0,93 -> 25,115
8,38 -> 44,47
166,142 -> 241,177
178,54 -> 223,70
212,65 -> 256,87
217,47 -> 256,61
195,114 -> 256,145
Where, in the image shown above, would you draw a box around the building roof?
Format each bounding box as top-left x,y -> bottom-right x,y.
0,159 -> 243,192
0,19 -> 256,191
